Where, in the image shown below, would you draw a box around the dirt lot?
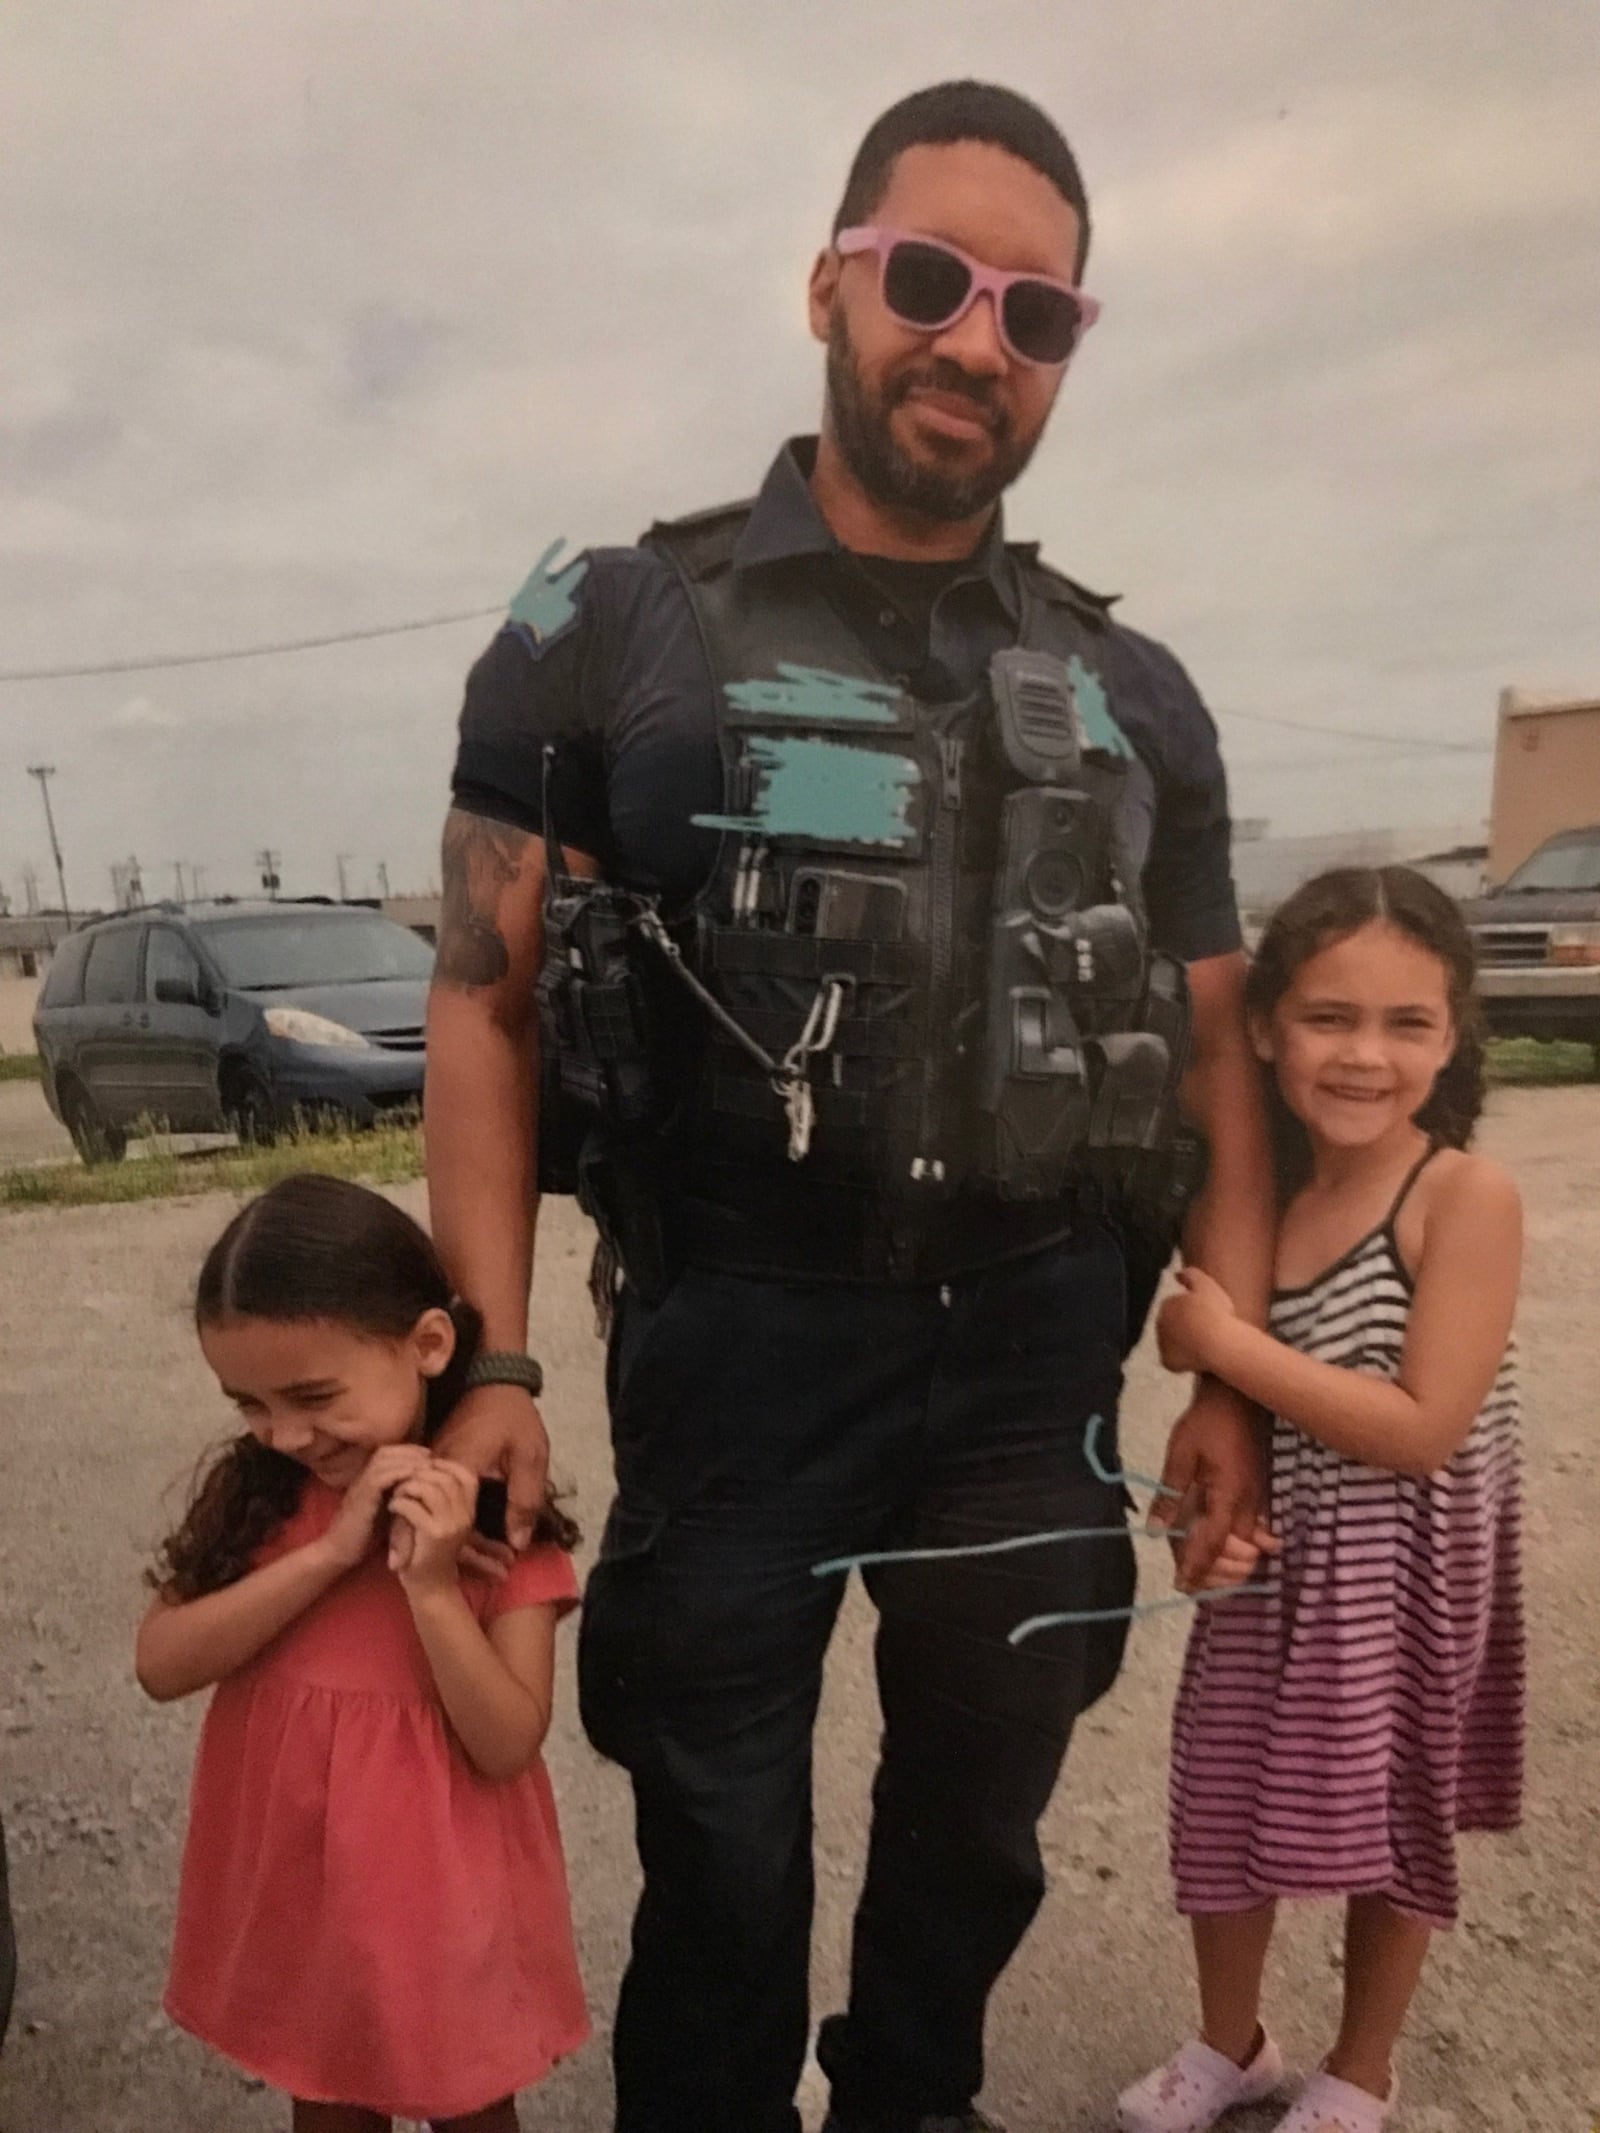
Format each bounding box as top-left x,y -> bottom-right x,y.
1,1086 -> 1596,2132
0,1082 -> 71,1170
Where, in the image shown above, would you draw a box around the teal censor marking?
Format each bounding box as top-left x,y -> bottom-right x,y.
1067,654 -> 1135,761
508,538 -> 589,643
810,1419 -> 1182,1582
809,1412 -> 1272,1640
695,736 -> 921,848
1083,1411 -> 1176,1500
724,663 -> 903,727
1008,1583 -> 1271,1645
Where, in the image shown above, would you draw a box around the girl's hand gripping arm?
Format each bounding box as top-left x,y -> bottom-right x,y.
389,1459 -> 558,1782
134,1444 -> 433,1702
1158,1159 -> 1522,1477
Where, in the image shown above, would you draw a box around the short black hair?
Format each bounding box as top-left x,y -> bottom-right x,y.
833,81 -> 1092,280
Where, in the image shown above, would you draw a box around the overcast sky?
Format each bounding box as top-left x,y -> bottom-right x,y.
3,0 -> 1597,910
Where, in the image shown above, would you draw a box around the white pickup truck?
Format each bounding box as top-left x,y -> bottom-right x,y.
1461,823 -> 1600,1054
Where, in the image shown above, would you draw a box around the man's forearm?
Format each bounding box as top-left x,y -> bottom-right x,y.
424,991 -> 540,1350
1179,952 -> 1274,1329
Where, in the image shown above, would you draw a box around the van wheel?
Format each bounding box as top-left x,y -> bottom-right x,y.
60,1081 -> 127,1166
223,1068 -> 279,1148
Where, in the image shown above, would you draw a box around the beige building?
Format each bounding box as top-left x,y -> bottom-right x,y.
1488,689 -> 1600,884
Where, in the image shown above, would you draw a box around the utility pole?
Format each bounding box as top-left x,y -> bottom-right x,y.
256,848 -> 282,900
21,865 -> 40,915
376,860 -> 391,900
191,864 -> 206,901
172,861 -> 187,904
111,858 -> 146,910
336,853 -> 353,903
26,765 -> 71,922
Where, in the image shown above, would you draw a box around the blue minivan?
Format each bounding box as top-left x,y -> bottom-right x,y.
33,900 -> 432,1163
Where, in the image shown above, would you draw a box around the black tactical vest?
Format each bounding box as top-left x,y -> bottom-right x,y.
576,501 -> 1192,1284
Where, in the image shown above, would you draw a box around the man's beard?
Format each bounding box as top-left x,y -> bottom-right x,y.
824,309 -> 1046,523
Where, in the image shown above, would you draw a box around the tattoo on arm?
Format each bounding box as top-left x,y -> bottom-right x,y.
435,813 -> 531,991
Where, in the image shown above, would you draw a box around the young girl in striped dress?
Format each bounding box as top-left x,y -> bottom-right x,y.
1118,867 -> 1525,2133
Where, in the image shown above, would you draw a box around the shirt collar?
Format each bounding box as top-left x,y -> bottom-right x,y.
733,436 -> 1020,623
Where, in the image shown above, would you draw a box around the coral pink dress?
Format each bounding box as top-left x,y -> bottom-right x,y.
164,1481 -> 589,2120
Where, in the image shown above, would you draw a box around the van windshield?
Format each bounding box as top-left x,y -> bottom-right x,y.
197,912 -> 435,989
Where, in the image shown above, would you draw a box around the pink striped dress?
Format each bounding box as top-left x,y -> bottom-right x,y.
1168,1153 -> 1524,1929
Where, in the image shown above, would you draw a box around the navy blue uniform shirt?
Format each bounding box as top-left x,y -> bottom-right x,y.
452,437 -> 1241,964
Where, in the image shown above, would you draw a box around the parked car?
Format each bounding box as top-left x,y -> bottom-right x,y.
1460,824 -> 1600,1050
33,900 -> 432,1163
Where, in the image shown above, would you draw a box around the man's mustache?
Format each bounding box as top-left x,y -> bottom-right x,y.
891,361 -> 1007,437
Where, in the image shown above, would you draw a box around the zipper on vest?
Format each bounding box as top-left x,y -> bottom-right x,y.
914,733 -> 965,1184
930,735 -> 962,982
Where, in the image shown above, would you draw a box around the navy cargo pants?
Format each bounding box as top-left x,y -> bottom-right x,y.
577,1225 -> 1134,2133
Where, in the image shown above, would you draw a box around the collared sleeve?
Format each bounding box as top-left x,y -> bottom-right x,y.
1120,629 -> 1243,963
449,552 -> 610,862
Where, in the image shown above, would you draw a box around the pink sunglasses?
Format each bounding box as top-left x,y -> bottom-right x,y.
836,224 -> 1100,368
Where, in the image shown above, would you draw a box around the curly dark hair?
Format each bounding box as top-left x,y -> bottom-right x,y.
1245,865 -> 1486,1200
150,1174 -> 577,1602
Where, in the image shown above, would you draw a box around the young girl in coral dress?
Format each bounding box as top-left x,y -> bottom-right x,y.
137,1174 -> 588,2132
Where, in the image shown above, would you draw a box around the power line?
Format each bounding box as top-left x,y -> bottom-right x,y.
0,596 -> 1495,763
1214,703 -> 1490,756
0,604 -> 505,683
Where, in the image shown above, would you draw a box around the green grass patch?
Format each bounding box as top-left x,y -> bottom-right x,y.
0,1053 -> 42,1082
1485,1037 -> 1597,1086
0,1120 -> 425,1213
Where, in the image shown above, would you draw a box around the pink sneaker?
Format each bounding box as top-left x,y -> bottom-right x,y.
1269,2067 -> 1398,2131
1116,2031 -> 1285,2133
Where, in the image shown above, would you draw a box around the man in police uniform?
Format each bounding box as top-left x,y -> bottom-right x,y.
425,81 -> 1273,2133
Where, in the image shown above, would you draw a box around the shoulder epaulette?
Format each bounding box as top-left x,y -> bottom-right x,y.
1008,543 -> 1121,622
640,497 -> 756,581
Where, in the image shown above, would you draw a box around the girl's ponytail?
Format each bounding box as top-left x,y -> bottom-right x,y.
425,1295 -> 486,1441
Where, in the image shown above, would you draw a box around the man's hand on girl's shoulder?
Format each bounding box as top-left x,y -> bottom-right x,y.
434,1382 -> 551,1565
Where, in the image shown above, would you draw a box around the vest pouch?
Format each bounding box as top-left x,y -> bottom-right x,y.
1085,1031 -> 1172,1150
977,973 -> 1095,1200
1138,949 -> 1193,1081
537,879 -> 660,1128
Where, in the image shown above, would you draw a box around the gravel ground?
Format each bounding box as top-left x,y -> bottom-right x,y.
1,1084 -> 1596,2132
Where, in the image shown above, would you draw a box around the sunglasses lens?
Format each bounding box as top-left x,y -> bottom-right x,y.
1002,280 -> 1082,364
882,239 -> 972,329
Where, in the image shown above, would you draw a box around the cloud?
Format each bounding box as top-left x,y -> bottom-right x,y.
108,696 -> 183,732
0,0 -> 1596,905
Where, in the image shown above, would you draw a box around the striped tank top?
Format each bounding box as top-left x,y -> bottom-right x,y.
1167,1147 -> 1524,1928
